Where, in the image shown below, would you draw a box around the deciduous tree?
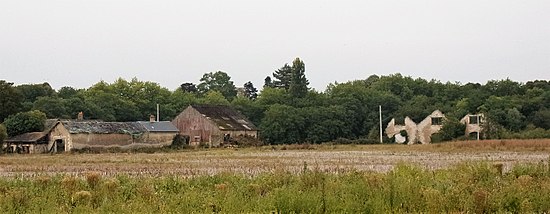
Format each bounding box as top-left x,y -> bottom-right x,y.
197,71 -> 237,101
3,110 -> 47,137
0,80 -> 22,122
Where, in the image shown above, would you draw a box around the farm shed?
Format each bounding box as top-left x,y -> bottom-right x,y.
172,105 -> 258,147
62,120 -> 178,150
3,119 -> 70,154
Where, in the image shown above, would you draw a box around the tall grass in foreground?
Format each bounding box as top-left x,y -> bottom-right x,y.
1,162 -> 550,213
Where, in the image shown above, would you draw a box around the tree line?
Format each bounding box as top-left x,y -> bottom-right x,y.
1,57 -> 549,143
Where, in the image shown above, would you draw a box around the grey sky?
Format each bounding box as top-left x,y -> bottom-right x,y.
1,0 -> 549,91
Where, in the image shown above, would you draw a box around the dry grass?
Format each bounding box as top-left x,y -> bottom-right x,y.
0,139 -> 548,178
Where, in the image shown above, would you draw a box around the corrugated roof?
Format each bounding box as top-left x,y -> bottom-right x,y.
62,121 -> 145,134
137,121 -> 179,132
191,105 -> 258,131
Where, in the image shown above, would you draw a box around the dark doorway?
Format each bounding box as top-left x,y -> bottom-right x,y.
55,139 -> 64,153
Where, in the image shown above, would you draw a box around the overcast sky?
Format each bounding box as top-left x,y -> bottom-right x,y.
1,0 -> 549,91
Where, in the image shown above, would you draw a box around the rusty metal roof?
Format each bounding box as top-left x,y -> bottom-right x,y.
191,105 -> 258,131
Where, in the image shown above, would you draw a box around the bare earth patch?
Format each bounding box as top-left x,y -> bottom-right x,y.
1,139 -> 549,177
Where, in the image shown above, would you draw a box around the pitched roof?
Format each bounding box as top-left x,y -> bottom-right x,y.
5,119 -> 61,144
61,121 -> 145,134
137,121 -> 179,132
191,105 -> 258,131
5,132 -> 47,143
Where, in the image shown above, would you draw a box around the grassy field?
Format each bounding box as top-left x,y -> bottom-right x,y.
0,139 -> 549,213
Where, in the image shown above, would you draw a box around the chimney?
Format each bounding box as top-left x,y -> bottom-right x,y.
150,114 -> 156,122
77,112 -> 84,120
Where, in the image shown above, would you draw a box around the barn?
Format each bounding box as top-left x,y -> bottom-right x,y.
172,105 -> 258,147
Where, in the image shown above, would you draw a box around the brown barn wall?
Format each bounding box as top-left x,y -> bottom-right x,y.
172,107 -> 222,147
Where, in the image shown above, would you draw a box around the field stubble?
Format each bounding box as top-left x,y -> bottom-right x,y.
1,139 -> 549,178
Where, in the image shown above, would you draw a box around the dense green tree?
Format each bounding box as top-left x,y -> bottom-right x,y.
256,87 -> 291,106
504,108 -> 526,131
243,81 -> 258,100
169,90 -> 199,115
533,108 -> 550,129
395,95 -> 434,122
484,78 -> 525,97
302,106 -> 352,144
197,71 -> 238,101
200,91 -> 230,105
272,64 -> 292,89
32,97 -> 68,119
57,86 -> 79,99
263,76 -> 274,88
0,80 -> 23,122
260,104 -> 305,144
15,82 -> 55,103
180,82 -> 198,93
3,110 -> 47,137
288,58 -> 309,98
231,97 -> 265,125
0,124 -> 7,146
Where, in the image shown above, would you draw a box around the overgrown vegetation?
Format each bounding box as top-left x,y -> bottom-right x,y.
1,162 -> 550,213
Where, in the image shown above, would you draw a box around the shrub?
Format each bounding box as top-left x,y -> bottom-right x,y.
432,117 -> 466,142
170,134 -> 189,149
3,110 -> 46,137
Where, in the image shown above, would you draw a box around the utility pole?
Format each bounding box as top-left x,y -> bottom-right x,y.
379,105 -> 383,143
477,115 -> 480,141
156,104 -> 160,122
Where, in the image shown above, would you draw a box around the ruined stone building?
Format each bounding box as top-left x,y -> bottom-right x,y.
460,113 -> 484,140
385,117 -> 418,144
385,110 -> 445,144
385,110 -> 484,144
172,105 -> 258,147
416,110 -> 445,144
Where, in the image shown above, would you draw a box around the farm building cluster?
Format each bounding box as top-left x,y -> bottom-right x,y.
2,105 -> 259,154
3,104 -> 483,153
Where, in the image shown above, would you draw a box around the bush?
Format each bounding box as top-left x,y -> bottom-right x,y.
3,110 -> 46,137
432,117 -> 466,142
170,134 -> 189,149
